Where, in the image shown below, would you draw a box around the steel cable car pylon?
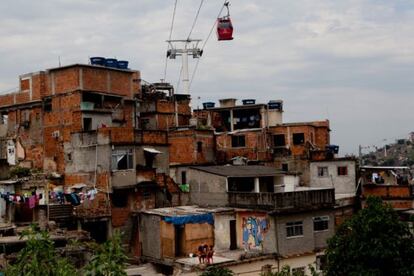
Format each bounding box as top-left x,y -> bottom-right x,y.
217,1 -> 233,41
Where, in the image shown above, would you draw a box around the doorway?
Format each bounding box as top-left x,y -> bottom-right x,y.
175,224 -> 185,257
230,220 -> 237,250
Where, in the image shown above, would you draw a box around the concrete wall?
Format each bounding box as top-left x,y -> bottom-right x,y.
274,210 -> 334,256
310,160 -> 356,196
214,212 -> 236,251
140,214 -> 161,259
136,145 -> 169,174
187,169 -> 228,207
81,113 -> 112,130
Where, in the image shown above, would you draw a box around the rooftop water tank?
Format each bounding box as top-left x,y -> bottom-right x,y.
203,102 -> 215,109
117,60 -> 129,69
105,58 -> 118,68
90,57 -> 106,66
242,99 -> 256,105
268,100 -> 283,111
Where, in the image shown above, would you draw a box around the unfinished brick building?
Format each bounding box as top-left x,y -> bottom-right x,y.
0,64 -> 186,247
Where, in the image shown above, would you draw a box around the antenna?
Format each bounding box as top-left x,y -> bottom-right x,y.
58,56 -> 61,67
166,39 -> 203,94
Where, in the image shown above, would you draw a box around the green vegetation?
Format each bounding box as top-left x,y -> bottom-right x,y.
325,197 -> 414,276
5,225 -> 128,276
9,166 -> 31,178
83,231 -> 128,276
5,225 -> 77,276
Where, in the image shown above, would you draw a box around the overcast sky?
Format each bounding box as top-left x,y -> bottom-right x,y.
1,0 -> 414,154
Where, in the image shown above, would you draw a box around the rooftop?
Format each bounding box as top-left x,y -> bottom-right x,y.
189,165 -> 283,177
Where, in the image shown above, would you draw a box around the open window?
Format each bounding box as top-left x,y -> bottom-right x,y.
112,189 -> 128,208
273,134 -> 285,147
292,133 -> 305,145
111,149 -> 133,170
228,177 -> 254,192
83,118 -> 92,131
43,97 -> 52,112
231,135 -> 246,148
197,141 -> 203,153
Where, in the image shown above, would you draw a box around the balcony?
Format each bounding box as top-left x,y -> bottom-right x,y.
227,188 -> 335,212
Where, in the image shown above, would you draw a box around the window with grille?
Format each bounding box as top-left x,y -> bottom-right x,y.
286,221 -> 303,237
337,166 -> 348,176
313,216 -> 329,231
317,167 -> 329,177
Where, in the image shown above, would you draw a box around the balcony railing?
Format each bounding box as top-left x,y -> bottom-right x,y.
228,188 -> 335,212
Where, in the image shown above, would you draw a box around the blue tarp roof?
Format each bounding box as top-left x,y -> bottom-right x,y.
163,213 -> 214,225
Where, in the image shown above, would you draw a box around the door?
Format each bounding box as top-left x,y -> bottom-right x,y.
229,220 -> 237,250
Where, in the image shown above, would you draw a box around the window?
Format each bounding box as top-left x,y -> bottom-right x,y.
181,171 -> 187,184
112,190 -> 128,207
282,163 -> 288,172
197,141 -> 203,153
286,221 -> 303,237
83,118 -> 92,131
273,134 -> 286,147
314,216 -> 329,231
292,133 -> 305,145
317,166 -> 329,177
43,97 -> 52,112
231,135 -> 245,147
292,267 -> 305,276
337,166 -> 348,176
111,149 -> 133,170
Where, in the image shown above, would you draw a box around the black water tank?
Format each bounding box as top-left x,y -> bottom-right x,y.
242,99 -> 256,105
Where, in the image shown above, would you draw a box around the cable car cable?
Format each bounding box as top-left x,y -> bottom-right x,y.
189,0 -> 227,88
163,0 -> 178,81
187,0 -> 205,40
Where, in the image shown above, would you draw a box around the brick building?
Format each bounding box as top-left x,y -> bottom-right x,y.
0,64 -> 183,246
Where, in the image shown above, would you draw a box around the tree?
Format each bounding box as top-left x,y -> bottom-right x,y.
6,224 -> 77,276
84,231 -> 128,276
325,197 -> 414,276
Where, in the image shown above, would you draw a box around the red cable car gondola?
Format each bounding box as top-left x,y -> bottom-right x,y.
217,2 -> 233,41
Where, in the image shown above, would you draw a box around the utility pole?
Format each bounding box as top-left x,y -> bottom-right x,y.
166,39 -> 203,94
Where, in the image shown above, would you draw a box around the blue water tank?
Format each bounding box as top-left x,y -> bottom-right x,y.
90,57 -> 106,66
203,102 -> 215,109
117,60 -> 129,69
105,58 -> 118,68
326,145 -> 339,154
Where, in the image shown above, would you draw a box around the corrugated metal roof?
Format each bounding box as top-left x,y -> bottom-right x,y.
189,165 -> 283,177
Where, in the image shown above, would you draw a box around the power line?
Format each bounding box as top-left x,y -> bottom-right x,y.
189,0 -> 228,88
187,0 -> 205,40
163,0 -> 178,81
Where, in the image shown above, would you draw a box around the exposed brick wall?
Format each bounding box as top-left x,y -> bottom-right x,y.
82,67 -> 108,92
53,67 -> 80,94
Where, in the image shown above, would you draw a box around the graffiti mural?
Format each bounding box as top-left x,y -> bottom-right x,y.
242,215 -> 270,250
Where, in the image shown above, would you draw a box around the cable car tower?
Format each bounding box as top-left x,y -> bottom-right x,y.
166,39 -> 203,95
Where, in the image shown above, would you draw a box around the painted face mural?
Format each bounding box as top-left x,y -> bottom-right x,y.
242,216 -> 269,250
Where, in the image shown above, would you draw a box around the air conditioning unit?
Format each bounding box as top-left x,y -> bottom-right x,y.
52,130 -> 60,138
